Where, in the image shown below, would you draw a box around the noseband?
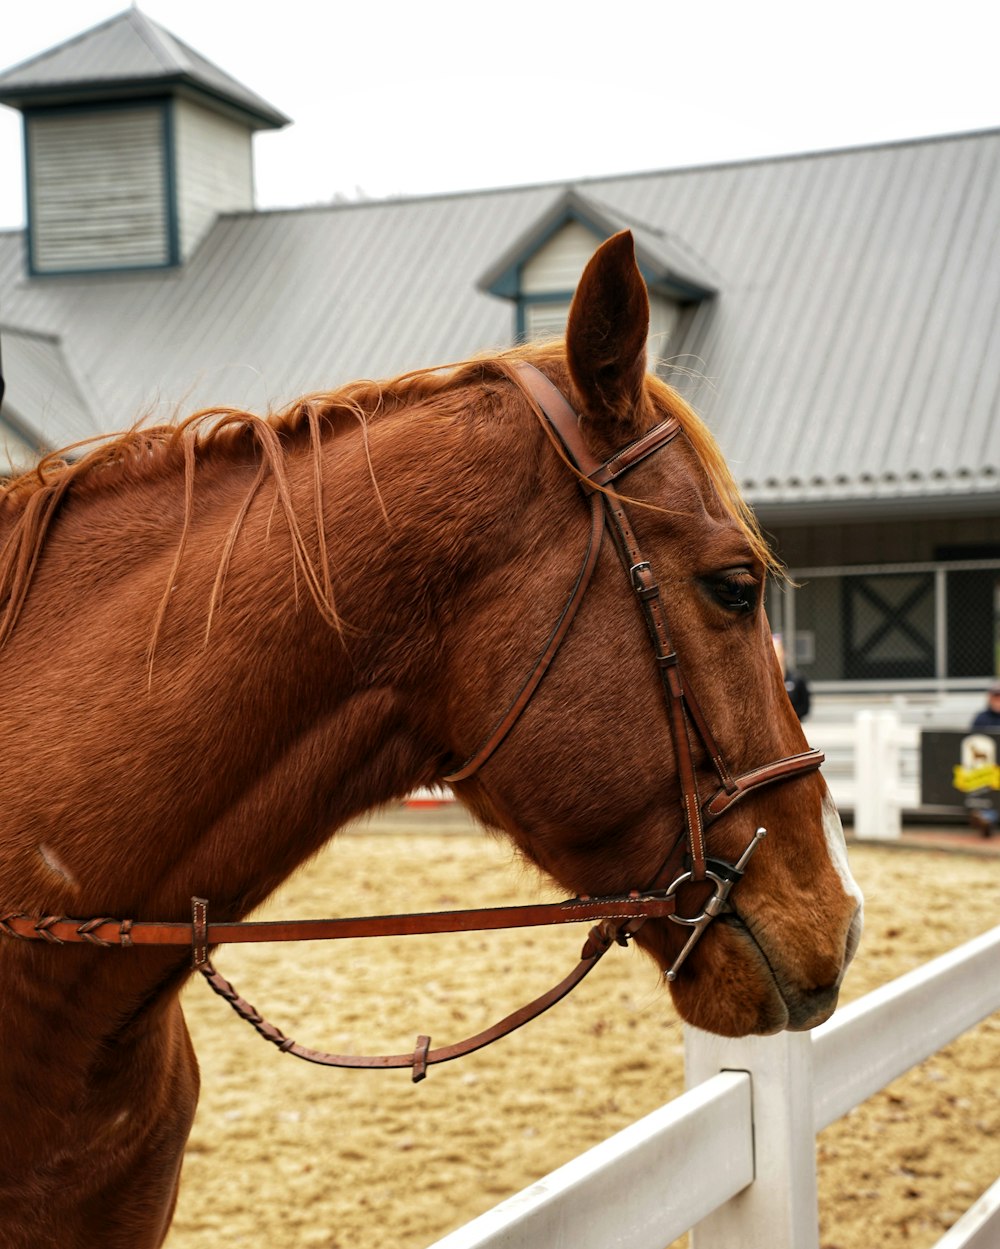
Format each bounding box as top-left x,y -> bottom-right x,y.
1,365 -> 823,1081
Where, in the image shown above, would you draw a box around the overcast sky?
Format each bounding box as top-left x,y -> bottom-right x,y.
1,1 -> 998,228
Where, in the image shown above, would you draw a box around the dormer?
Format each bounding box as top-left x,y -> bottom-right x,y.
479,188 -> 717,356
0,8 -> 288,275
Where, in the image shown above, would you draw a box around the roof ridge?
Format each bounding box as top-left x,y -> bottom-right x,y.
586,126 -> 1000,185
201,125 -> 1000,220
125,7 -> 190,75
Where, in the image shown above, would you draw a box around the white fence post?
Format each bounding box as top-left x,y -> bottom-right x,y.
853,709 -> 902,839
684,1027 -> 820,1249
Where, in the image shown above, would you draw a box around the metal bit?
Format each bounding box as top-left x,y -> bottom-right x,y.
664,828 -> 767,982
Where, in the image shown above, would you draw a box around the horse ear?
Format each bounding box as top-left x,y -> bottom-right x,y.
566,230 -> 650,436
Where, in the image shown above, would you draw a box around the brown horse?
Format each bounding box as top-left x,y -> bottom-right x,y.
0,232 -> 861,1248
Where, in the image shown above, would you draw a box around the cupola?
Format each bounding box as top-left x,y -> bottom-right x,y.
0,7 -> 288,275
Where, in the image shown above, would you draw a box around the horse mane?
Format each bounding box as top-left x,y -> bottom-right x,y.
0,343 -> 777,656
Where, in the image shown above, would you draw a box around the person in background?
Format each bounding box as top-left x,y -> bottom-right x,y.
772,633 -> 810,720
966,681 -> 1000,837
971,681 -> 1000,729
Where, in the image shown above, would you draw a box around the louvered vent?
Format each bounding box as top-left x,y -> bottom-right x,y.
27,106 -> 170,272
524,301 -> 572,340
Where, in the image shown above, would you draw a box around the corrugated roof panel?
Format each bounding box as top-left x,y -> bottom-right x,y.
891,139 -> 1000,477
687,157 -> 836,477
823,145 -> 938,477
718,156 -> 860,479
0,325 -> 98,453
777,145 -> 923,483
2,131 -> 999,510
855,140 -> 978,475
0,11 -> 168,89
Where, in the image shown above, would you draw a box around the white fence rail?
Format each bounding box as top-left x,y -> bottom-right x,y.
427,924 -> 1000,1249
808,710 -> 921,839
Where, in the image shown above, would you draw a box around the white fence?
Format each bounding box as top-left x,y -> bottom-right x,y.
427,924 -> 1000,1249
808,709 -> 921,839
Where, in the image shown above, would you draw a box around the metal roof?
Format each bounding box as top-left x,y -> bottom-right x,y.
0,324 -> 99,465
0,8 -> 288,129
2,129 -> 999,515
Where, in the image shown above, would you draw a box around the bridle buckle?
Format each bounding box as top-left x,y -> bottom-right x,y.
628,560 -> 656,597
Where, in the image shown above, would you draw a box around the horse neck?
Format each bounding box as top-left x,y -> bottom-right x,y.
164,384 -> 552,918
0,379 -> 551,1210
3,381 -> 542,928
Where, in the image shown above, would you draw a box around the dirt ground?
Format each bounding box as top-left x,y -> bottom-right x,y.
167,807 -> 999,1249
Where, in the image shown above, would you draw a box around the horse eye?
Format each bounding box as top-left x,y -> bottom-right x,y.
708,569 -> 758,613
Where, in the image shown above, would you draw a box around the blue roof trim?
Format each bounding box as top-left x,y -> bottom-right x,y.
162,99 -> 180,267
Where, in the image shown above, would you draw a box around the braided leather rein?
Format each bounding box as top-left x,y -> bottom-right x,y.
1,365 -> 823,1081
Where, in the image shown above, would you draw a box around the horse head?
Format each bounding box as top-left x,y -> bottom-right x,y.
442,231 -> 862,1037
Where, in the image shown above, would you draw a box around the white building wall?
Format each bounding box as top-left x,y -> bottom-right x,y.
173,98 -> 254,260
521,220 -> 600,294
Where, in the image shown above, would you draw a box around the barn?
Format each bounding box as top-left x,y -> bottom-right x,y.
1,7 -> 998,739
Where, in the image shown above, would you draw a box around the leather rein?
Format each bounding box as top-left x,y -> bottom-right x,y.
1,364 -> 823,1081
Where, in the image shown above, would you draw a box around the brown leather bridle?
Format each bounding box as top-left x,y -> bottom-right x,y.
445,364 -> 823,871
0,364 -> 823,1081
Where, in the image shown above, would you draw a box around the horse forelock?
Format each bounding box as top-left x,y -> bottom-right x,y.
642,373 -> 781,579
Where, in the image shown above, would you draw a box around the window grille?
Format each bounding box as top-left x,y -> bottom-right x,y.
767,561 -> 1000,686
